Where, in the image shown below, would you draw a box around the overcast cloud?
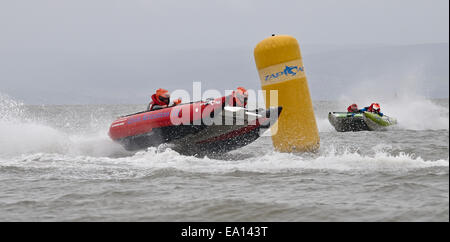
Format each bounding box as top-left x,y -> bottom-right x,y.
0,0 -> 448,104
1,0 -> 448,51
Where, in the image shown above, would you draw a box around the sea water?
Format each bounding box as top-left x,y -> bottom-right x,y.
0,94 -> 448,221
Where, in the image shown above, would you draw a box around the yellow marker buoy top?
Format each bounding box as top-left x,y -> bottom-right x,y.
255,35 -> 301,69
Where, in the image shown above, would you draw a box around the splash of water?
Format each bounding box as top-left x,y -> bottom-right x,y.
0,93 -> 128,158
0,93 -> 25,121
382,95 -> 448,130
316,117 -> 334,132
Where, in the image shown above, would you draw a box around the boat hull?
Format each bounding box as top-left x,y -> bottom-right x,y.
328,112 -> 397,132
363,112 -> 397,131
328,112 -> 369,132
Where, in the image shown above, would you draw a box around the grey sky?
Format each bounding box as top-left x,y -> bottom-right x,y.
1,0 -> 448,52
0,0 -> 448,104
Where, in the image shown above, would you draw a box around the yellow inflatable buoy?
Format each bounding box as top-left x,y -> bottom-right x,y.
254,34 -> 319,152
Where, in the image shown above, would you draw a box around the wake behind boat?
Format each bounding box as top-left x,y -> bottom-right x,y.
109,94 -> 282,156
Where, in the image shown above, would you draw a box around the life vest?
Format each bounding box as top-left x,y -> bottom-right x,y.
347,104 -> 358,113
148,94 -> 168,111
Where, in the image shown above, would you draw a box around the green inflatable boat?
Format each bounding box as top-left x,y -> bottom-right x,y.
362,112 -> 397,131
328,112 -> 397,132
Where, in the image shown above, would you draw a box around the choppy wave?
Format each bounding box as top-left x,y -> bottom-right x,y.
0,93 -> 448,173
1,113 -> 447,175
0,93 -> 448,222
0,146 -> 447,181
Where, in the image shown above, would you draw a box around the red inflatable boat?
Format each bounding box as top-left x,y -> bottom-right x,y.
109,94 -> 282,156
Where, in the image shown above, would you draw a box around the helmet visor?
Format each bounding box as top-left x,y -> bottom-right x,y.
159,96 -> 170,105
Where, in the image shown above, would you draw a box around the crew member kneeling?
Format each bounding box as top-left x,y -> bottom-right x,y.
360,102 -> 383,116
147,88 -> 181,111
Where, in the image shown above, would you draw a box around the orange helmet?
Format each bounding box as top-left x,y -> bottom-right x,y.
155,88 -> 170,105
236,87 -> 248,96
371,103 -> 380,111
